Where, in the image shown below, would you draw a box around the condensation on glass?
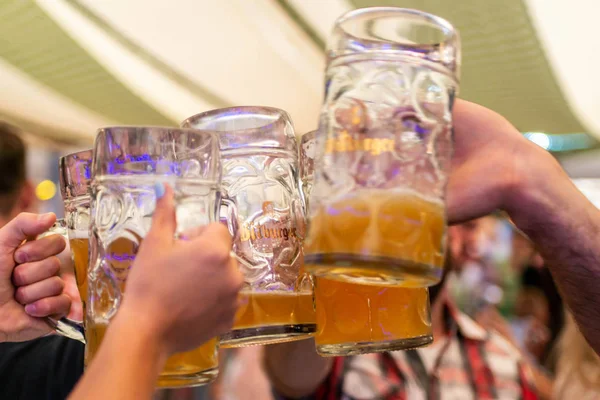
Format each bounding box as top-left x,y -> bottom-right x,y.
304,7 -> 461,288
182,107 -> 316,348
88,127 -> 221,388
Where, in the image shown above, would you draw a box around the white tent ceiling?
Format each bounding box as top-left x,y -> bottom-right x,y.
1,0 -> 599,149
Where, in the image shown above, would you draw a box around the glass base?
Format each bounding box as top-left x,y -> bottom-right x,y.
220,324 -> 316,348
316,334 -> 433,357
157,366 -> 218,389
305,253 -> 443,287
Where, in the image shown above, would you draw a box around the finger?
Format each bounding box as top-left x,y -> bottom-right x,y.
184,223 -> 233,263
12,256 -> 61,286
15,276 -> 65,305
0,212 -> 56,250
13,234 -> 66,264
25,293 -> 72,318
145,183 -> 176,248
178,225 -> 207,241
198,223 -> 233,249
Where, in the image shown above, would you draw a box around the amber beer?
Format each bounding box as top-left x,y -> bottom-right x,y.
230,291 -> 315,335
314,278 -> 432,355
86,323 -> 218,387
69,236 -> 89,312
86,237 -> 218,387
305,189 -> 445,287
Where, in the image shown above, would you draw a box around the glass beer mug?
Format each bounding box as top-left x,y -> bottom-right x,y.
38,149 -> 94,343
182,107 -> 316,347
302,131 -> 432,356
88,127 -> 221,388
304,7 -> 461,287
60,149 -> 93,325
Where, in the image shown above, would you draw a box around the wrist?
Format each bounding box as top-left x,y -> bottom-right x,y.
111,302 -> 171,361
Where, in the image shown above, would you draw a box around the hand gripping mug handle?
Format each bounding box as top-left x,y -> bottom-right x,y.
38,219 -> 85,343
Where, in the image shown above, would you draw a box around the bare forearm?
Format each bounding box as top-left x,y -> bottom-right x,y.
264,339 -> 332,398
69,310 -> 167,400
508,147 -> 600,353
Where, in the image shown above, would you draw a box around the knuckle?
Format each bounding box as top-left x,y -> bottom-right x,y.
46,256 -> 61,276
206,245 -> 231,265
34,299 -> 50,316
51,235 -> 67,253
205,223 -> 232,245
14,287 -> 28,304
12,266 -> 27,286
49,276 -> 65,292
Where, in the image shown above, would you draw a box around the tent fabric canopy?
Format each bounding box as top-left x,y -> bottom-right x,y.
1,0 -> 597,146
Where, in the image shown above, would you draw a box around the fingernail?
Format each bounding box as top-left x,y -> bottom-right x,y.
154,182 -> 165,199
25,304 -> 37,315
15,251 -> 28,264
37,213 -> 54,222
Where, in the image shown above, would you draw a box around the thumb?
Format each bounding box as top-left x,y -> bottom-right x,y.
0,212 -> 56,250
145,183 -> 176,248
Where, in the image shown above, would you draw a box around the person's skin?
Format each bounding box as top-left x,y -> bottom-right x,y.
68,185 -> 243,400
0,180 -> 35,228
265,99 -> 600,397
448,100 -> 600,354
0,212 -> 72,342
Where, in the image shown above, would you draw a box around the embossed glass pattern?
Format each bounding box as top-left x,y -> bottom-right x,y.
301,131 -> 432,356
60,149 -> 92,325
182,107 -> 316,347
88,127 -> 221,388
304,7 -> 461,287
35,150 -> 95,344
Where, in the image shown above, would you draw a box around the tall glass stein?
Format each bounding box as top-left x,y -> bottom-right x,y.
304,8 -> 461,287
302,131 -> 432,356
60,149 -> 93,326
88,127 -> 221,388
182,107 -> 316,347
37,149 -> 93,344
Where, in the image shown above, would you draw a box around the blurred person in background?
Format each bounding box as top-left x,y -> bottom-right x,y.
515,257 -> 563,372
0,122 -> 36,225
265,219 -> 546,399
554,312 -> 600,399
0,123 -> 85,399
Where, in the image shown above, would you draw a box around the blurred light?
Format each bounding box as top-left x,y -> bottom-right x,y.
525,132 -> 551,150
36,180 -> 57,201
523,132 -> 597,152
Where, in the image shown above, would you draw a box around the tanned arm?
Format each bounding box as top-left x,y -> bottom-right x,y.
68,308 -> 167,400
506,146 -> 600,354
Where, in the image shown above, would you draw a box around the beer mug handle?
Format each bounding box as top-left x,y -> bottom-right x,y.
220,196 -> 239,237
37,219 -> 86,344
45,317 -> 85,343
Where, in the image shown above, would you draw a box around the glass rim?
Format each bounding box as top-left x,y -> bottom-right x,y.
335,7 -> 458,46
182,106 -> 291,133
93,126 -> 220,179
334,7 -> 458,39
181,106 -> 297,153
59,148 -> 93,200
329,7 -> 460,76
95,125 -> 217,136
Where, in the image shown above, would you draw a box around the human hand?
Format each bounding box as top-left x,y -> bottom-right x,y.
117,184 -> 243,356
0,213 -> 72,342
446,99 -> 557,224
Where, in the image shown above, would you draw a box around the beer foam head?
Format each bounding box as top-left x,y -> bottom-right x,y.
68,229 -> 90,240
